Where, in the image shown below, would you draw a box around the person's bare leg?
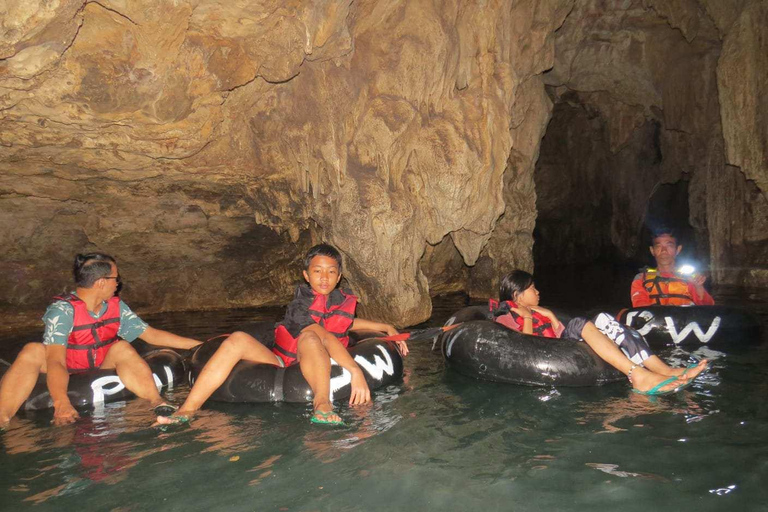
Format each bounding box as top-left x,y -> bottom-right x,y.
0,343 -> 47,428
296,331 -> 341,423
580,323 -> 681,393
156,332 -> 280,424
313,328 -> 370,406
102,341 -> 164,406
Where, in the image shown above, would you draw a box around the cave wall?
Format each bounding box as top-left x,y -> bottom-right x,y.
2,0 -> 767,330
0,0 -> 572,328
536,0 -> 768,287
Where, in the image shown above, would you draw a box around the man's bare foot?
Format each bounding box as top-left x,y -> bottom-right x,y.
630,367 -> 682,394
311,402 -> 343,425
154,410 -> 193,426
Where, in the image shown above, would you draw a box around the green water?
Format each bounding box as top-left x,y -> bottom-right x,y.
1,294 -> 767,512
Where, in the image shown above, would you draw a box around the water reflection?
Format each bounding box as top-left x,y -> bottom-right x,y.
585,462 -> 668,481
3,399 -> 190,504
576,391 -> 714,434
302,390 -> 404,463
185,411 -> 265,456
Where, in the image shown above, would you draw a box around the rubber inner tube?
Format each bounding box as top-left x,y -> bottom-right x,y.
190,333 -> 404,403
618,305 -> 762,348
0,347 -> 187,412
441,306 -> 624,387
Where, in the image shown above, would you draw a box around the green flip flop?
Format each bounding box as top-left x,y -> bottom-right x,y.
153,403 -> 179,417
311,410 -> 344,426
632,376 -> 686,396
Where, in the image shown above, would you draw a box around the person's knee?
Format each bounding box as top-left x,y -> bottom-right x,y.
103,341 -> 143,368
223,331 -> 258,351
16,343 -> 46,366
296,332 -> 323,354
110,340 -> 137,356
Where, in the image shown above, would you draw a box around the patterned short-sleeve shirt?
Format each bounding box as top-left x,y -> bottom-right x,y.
42,294 -> 148,346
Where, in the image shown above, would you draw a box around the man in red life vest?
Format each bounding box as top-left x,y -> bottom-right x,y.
0,253 -> 202,430
631,227 -> 715,307
157,243 -> 409,426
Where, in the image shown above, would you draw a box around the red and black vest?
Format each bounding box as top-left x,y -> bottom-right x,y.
273,288 -> 357,365
488,299 -> 558,338
56,293 -> 121,371
642,269 -> 695,306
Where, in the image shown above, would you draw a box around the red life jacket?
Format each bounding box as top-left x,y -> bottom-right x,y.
273,289 -> 357,365
488,299 -> 558,338
642,269 -> 695,305
56,293 -> 121,371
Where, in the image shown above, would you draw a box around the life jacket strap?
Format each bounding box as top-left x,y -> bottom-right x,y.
71,317 -> 120,332
273,344 -> 297,359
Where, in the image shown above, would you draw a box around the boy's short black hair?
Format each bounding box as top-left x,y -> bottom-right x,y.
73,253 -> 116,287
304,244 -> 343,271
650,225 -> 678,245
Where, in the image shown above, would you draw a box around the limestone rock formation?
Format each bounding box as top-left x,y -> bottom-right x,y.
0,0 -> 572,328
1,0 -> 767,331
718,2 -> 768,198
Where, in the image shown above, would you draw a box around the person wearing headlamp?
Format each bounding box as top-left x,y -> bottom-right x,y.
631,227 -> 715,307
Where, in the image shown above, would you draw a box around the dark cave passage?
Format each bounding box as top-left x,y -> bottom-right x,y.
530,91 -> 701,309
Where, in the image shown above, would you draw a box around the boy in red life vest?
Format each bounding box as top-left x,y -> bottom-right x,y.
631,227 -> 715,307
0,253 -> 202,430
157,243 -> 408,426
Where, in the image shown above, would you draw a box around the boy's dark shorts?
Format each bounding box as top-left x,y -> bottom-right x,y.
563,317 -> 588,340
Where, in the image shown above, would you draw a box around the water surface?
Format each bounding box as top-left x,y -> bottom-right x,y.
1,293 -> 767,512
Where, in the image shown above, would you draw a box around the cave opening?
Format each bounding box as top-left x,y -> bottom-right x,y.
530,91 -> 697,309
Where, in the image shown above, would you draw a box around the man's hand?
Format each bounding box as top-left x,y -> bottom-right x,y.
692,274 -> 707,296
52,401 -> 79,426
383,324 -> 410,356
348,368 -> 371,406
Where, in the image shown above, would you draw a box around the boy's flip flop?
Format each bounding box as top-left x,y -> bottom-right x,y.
153,403 -> 179,417
632,376 -> 692,396
311,410 -> 344,426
